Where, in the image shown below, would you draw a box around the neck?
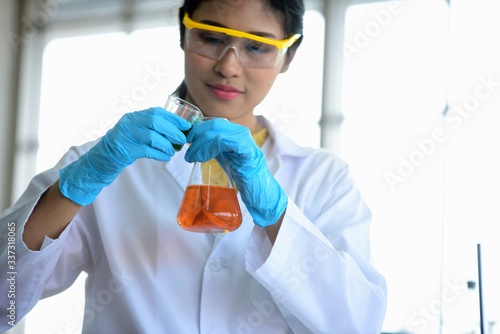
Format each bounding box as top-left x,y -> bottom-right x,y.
214,111 -> 262,134
237,114 -> 263,134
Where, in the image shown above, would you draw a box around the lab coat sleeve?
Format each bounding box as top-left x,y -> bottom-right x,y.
245,156 -> 387,334
0,142 -> 95,330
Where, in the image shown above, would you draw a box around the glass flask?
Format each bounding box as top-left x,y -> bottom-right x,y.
164,95 -> 202,151
177,120 -> 242,233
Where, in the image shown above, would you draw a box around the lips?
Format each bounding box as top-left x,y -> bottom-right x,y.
208,84 -> 243,101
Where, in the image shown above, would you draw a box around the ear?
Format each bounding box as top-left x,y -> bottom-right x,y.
280,49 -> 297,73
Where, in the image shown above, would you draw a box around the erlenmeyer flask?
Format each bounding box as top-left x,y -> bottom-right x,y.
177,156 -> 242,233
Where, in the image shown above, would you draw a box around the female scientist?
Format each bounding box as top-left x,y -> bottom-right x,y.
0,0 -> 387,332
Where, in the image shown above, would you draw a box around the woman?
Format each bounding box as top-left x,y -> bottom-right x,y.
0,0 -> 387,333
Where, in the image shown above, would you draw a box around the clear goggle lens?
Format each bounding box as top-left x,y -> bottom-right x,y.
185,27 -> 287,68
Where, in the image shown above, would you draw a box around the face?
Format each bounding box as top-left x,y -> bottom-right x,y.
183,0 -> 294,130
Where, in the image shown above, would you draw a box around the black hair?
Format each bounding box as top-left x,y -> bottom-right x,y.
178,0 -> 304,57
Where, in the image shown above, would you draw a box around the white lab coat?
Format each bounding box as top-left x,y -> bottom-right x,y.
0,116 -> 387,333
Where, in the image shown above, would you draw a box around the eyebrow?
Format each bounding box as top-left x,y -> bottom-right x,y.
200,20 -> 278,39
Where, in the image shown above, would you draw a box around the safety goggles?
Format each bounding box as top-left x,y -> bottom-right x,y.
183,13 -> 301,68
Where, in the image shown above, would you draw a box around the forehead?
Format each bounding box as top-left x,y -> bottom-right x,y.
192,0 -> 285,38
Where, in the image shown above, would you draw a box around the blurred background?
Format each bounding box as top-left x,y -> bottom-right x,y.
1,0 -> 499,333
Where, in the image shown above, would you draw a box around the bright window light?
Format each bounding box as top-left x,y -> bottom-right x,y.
341,0 -> 500,332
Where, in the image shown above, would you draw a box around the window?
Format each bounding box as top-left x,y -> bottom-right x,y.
341,0 -> 500,332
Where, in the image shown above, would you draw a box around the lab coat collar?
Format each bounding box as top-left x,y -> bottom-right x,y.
165,115 -> 312,190
257,115 -> 313,158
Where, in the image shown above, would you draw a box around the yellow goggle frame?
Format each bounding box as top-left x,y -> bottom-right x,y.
183,13 -> 301,50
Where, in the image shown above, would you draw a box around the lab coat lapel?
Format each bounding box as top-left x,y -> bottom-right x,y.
258,116 -> 311,158
257,115 -> 310,177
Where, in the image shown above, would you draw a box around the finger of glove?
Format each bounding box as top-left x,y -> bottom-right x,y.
105,116 -> 179,163
186,118 -> 242,143
185,124 -> 247,163
217,150 -> 264,178
186,119 -> 252,163
185,118 -> 216,142
144,107 -> 192,131
185,138 -> 221,163
90,128 -> 175,176
132,109 -> 190,145
185,119 -> 224,162
118,125 -> 177,160
100,110 -> 187,167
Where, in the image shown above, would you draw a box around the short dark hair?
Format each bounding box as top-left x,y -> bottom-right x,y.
178,0 -> 305,58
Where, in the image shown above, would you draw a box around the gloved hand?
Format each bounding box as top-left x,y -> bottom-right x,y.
185,118 -> 287,227
59,107 -> 191,206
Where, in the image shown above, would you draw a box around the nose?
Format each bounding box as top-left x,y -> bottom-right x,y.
217,44 -> 241,62
214,44 -> 243,77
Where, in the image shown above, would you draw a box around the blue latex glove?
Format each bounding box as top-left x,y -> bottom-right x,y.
59,107 -> 191,206
185,118 -> 288,227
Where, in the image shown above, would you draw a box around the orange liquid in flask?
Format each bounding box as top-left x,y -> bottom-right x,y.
177,185 -> 242,233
